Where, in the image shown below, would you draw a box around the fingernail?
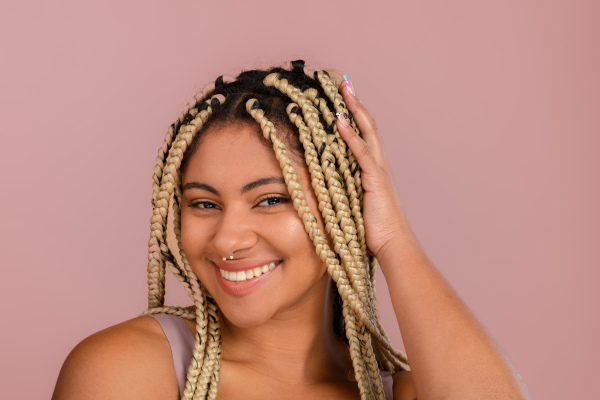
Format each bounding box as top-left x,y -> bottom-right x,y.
342,74 -> 356,96
336,112 -> 349,128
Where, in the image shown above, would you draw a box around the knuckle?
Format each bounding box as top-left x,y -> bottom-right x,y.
359,141 -> 371,157
345,98 -> 359,114
367,116 -> 377,132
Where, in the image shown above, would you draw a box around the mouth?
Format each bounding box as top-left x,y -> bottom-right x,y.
214,260 -> 282,297
218,261 -> 280,282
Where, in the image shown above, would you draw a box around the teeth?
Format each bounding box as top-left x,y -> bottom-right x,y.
220,262 -> 279,282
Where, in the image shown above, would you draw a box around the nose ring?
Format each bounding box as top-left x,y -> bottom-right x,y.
221,253 -> 235,261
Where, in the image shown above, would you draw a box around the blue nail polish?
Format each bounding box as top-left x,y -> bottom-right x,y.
342,75 -> 355,96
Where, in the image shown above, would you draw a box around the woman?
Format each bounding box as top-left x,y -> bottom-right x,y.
52,61 -> 531,399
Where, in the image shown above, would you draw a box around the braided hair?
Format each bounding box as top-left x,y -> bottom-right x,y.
141,60 -> 409,399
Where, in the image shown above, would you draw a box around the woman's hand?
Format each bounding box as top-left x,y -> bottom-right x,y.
334,75 -> 532,400
334,76 -> 421,266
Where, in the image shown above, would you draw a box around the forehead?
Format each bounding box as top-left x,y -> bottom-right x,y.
181,123 -> 284,184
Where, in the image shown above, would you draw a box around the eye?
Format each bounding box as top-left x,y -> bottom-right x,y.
188,201 -> 220,210
256,195 -> 291,207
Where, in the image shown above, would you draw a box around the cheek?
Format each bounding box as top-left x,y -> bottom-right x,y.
275,210 -> 327,274
179,213 -> 209,261
263,212 -> 312,253
179,215 -> 218,290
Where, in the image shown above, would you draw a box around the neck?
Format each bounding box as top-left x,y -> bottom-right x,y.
219,276 -> 349,382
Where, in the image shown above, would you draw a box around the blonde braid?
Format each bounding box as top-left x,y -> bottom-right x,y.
140,306 -> 195,320
143,96 -> 224,399
192,290 -> 220,399
312,71 -> 377,284
280,65 -> 410,386
307,70 -> 410,371
263,74 -> 375,316
360,323 -> 386,400
343,303 -> 376,399
264,71 -> 406,350
284,101 -> 385,399
165,99 -> 222,398
283,101 -> 367,301
147,104 -> 210,308
205,299 -> 221,400
302,86 -> 374,291
315,71 -> 371,288
182,281 -> 209,399
314,70 -> 364,199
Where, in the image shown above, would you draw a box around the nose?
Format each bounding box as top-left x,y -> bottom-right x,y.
211,205 -> 258,259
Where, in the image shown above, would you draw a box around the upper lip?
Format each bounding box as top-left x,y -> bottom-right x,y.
212,259 -> 280,272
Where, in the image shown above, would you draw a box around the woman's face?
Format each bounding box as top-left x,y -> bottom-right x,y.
180,123 -> 331,328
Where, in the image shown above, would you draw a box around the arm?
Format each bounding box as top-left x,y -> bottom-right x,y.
380,237 -> 530,399
335,78 -> 532,400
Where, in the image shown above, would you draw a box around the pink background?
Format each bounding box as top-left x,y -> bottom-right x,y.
1,1 -> 598,398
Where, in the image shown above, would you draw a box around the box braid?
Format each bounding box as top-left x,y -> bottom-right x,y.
140,60 -> 409,399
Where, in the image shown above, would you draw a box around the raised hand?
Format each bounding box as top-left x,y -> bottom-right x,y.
334,76 -> 421,267
335,74 -> 531,399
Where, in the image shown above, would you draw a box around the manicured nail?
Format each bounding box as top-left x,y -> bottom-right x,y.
342,74 -> 355,96
336,112 -> 349,128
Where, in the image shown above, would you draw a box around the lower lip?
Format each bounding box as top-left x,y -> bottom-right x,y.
214,262 -> 280,297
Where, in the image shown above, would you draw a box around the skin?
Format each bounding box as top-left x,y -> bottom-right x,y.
52,78 -> 531,400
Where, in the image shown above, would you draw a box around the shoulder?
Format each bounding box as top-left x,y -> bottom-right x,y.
52,315 -> 179,400
392,370 -> 417,400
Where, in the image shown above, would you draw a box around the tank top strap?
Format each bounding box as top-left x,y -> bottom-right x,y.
150,313 -> 195,398
380,369 -> 394,399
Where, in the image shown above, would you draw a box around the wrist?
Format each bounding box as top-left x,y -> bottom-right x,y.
375,233 -> 428,277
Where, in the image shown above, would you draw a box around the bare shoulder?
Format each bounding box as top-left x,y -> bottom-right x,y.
52,315 -> 179,400
392,370 -> 417,400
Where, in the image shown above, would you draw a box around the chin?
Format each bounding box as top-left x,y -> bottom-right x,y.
218,304 -> 275,329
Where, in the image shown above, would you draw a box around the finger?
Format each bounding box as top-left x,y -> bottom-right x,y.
339,78 -> 389,172
336,113 -> 381,179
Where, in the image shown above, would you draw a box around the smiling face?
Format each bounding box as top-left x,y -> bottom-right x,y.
180,122 -> 332,328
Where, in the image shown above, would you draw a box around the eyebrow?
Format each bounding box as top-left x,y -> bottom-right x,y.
182,176 -> 286,195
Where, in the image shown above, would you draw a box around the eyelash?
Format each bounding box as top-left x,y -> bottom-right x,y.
188,195 -> 291,211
